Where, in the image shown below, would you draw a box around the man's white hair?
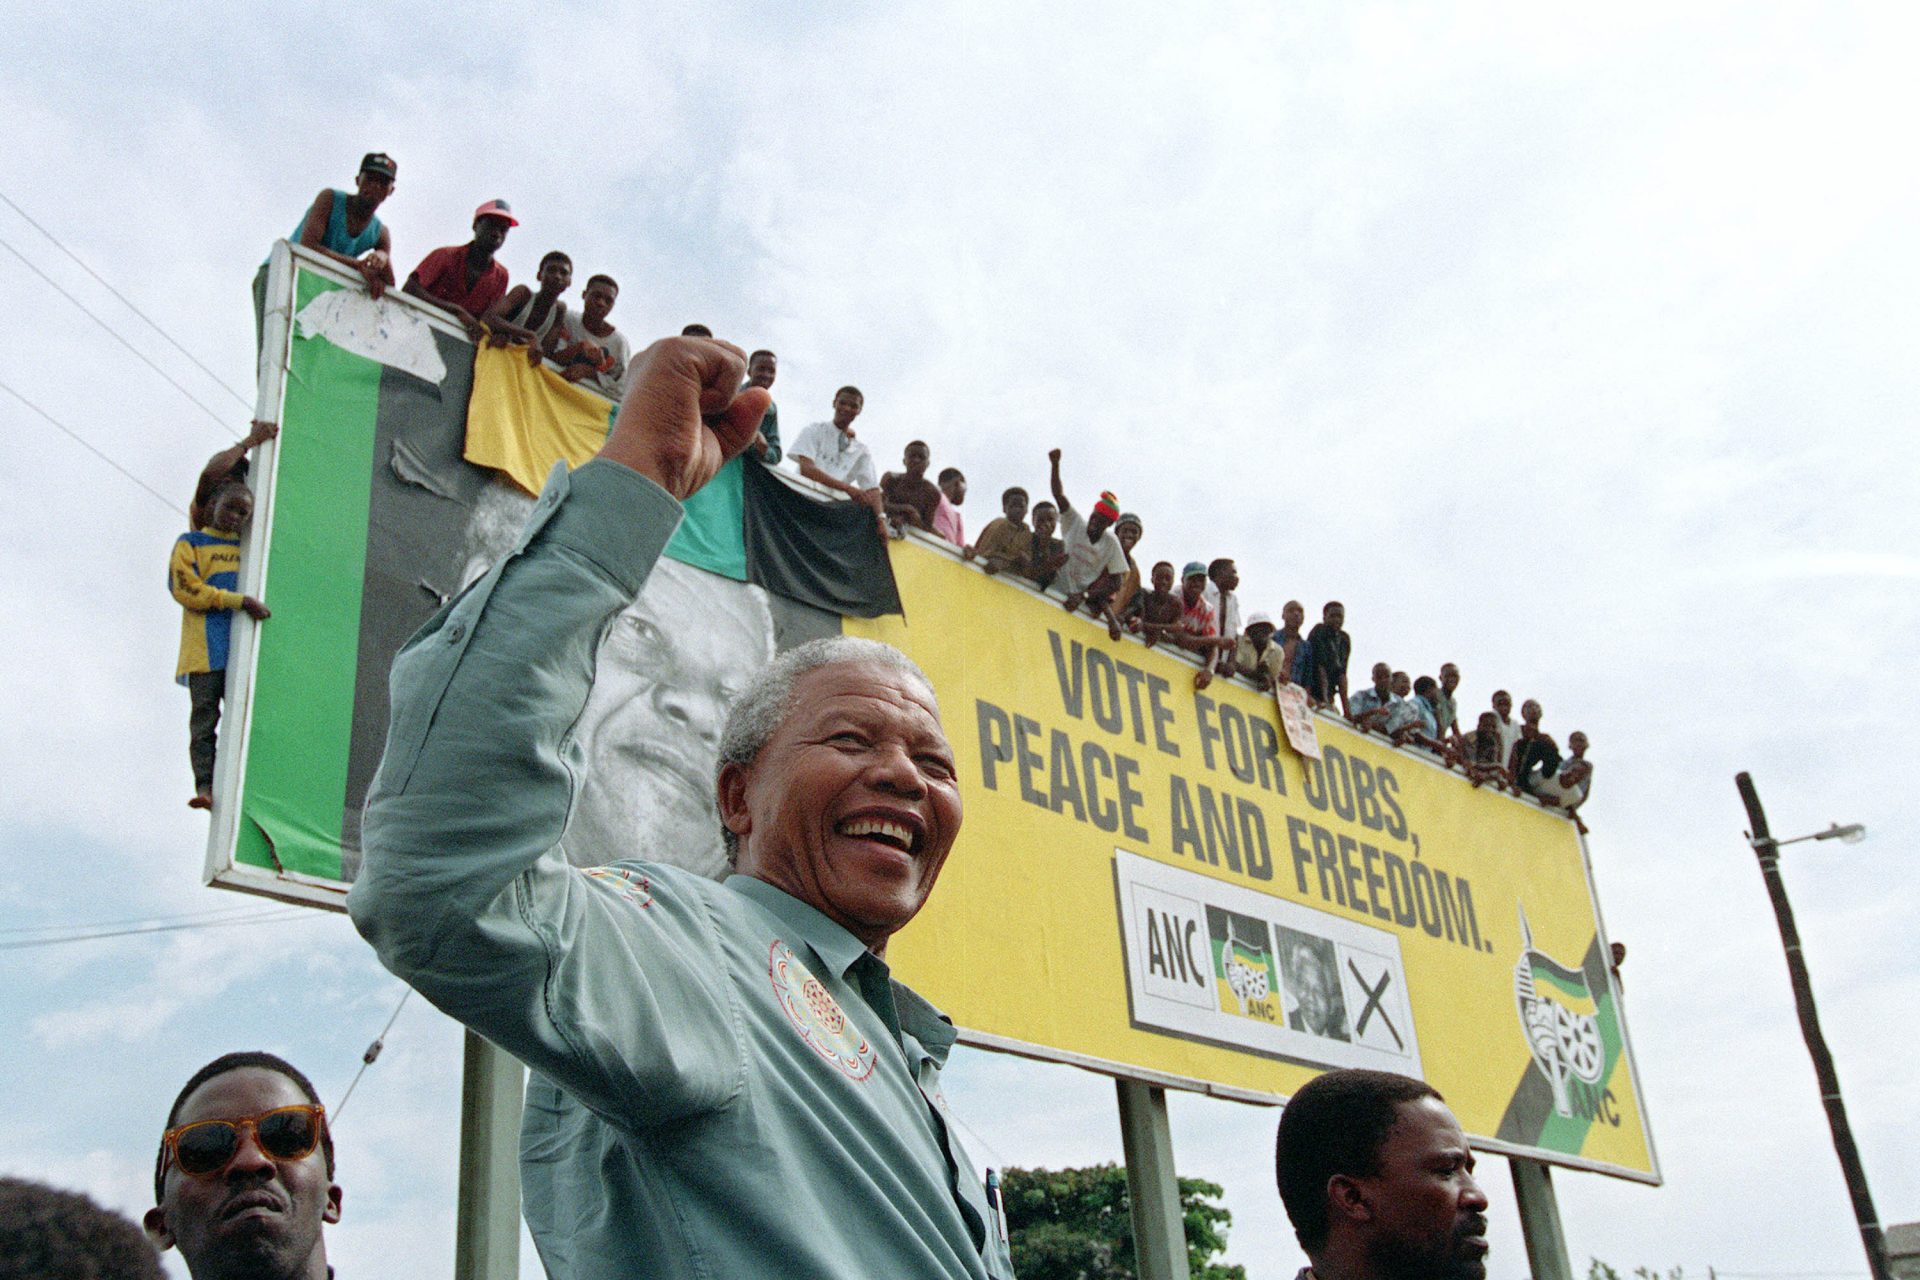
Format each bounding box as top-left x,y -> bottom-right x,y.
716,636 -> 935,860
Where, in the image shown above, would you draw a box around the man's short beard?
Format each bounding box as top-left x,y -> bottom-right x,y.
1367,1229 -> 1486,1280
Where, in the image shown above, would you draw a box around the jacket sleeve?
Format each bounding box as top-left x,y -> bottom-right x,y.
347,459 -> 746,1129
169,538 -> 243,613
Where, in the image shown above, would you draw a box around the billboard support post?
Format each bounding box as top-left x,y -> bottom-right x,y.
1511,1158 -> 1573,1280
455,1031 -> 524,1280
1116,1079 -> 1191,1280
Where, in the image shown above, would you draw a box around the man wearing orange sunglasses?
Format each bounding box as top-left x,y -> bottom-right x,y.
145,1052 -> 341,1280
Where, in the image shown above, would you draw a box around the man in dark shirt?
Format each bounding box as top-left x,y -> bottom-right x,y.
744,349 -> 782,463
1306,601 -> 1352,716
880,441 -> 944,534
1508,698 -> 1561,797
404,198 -> 518,342
1021,501 -> 1067,589
1124,560 -> 1183,647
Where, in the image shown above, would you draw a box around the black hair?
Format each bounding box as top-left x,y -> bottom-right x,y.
835,385 -> 863,401
1275,1069 -> 1440,1252
938,467 -> 963,484
1208,557 -> 1234,578
681,324 -> 713,337
155,1052 -> 333,1202
749,349 -> 776,363
538,250 -> 572,270
1031,500 -> 1057,514
1414,676 -> 1438,696
586,274 -> 619,292
906,439 -> 929,452
0,1178 -> 164,1280
1001,486 -> 1027,503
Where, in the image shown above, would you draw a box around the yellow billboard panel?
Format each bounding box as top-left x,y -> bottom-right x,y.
852,540 -> 1657,1182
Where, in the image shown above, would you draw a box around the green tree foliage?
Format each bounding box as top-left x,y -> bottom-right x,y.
1589,1258 -> 1686,1280
1002,1164 -> 1248,1280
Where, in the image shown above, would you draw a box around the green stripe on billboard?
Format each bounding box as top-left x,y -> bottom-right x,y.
235,270 -> 378,880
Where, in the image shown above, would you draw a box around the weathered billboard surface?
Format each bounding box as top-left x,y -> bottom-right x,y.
214,249 -> 1656,1181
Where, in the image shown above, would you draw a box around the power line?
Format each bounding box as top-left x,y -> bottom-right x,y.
0,902 -> 300,936
0,232 -> 240,440
1,380 -> 184,515
332,987 -> 414,1122
0,907 -> 315,951
0,189 -> 254,409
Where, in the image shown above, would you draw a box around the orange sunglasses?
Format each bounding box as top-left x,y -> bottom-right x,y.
161,1103 -> 327,1179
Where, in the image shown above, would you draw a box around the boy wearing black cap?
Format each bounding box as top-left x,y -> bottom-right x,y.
254,152 -> 397,344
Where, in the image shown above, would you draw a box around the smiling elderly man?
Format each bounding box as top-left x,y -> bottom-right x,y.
348,335 -> 1014,1280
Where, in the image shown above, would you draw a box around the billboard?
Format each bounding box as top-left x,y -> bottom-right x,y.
215,248 -> 1656,1182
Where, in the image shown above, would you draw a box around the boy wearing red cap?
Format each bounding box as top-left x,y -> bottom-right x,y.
404,199 -> 518,342
1046,448 -> 1129,639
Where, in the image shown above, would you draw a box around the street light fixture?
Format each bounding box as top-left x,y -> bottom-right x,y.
1734,774 -> 1889,1280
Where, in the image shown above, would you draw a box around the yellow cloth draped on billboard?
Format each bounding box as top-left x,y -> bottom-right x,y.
463,345 -> 613,495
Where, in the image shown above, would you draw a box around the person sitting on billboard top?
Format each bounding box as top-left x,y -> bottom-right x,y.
171,480 -> 269,810
1389,675 -> 1447,754
1458,712 -> 1513,789
963,485 -> 1033,575
403,198 -> 518,344
1122,559 -> 1182,646
743,348 -> 782,463
934,466 -> 966,546
1306,601 -> 1352,716
1350,663 -> 1398,734
483,249 -> 573,367
1196,556 -> 1243,690
1434,662 -> 1464,749
548,274 -> 632,401
880,440 -> 943,534
146,1052 -> 341,1280
1233,611 -> 1289,691
1177,562 -> 1229,660
1508,698 -> 1561,798
1045,448 -> 1127,639
1275,1068 -> 1491,1280
1109,511 -> 1144,616
1019,500 -> 1066,589
348,335 -> 1015,1279
1533,730 -> 1593,833
254,152 -> 396,346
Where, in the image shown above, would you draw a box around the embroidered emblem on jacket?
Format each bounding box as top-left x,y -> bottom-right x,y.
768,940 -> 876,1081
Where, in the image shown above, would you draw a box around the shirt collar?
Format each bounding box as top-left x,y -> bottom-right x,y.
723,875 -> 959,1064
726,875 -> 870,978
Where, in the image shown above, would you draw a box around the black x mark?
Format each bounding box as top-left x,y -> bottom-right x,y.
1348,959 -> 1402,1049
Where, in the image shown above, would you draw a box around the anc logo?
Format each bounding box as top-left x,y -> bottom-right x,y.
1206,907 -> 1282,1024
768,940 -> 877,1081
1513,909 -> 1605,1118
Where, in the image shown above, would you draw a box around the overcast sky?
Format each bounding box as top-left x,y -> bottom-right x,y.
4,3 -> 1918,1277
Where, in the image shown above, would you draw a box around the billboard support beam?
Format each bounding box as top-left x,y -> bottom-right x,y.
1116,1079 -> 1191,1280
456,1031 -> 524,1280
1511,1158 -> 1573,1280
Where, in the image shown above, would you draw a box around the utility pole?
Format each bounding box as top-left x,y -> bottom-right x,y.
1734,773 -> 1889,1280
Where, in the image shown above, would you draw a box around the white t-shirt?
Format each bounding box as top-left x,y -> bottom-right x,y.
1202,584 -> 1241,639
1055,506 -> 1129,596
790,422 -> 877,490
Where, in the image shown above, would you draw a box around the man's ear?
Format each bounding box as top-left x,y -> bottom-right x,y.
716,761 -> 753,848
143,1206 -> 176,1251
1327,1173 -> 1373,1229
324,1183 -> 343,1226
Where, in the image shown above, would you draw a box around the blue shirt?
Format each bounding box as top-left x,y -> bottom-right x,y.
1350,687 -> 1397,718
349,459 -> 1013,1280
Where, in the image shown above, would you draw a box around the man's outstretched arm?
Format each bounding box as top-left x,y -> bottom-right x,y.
349,337 -> 767,1125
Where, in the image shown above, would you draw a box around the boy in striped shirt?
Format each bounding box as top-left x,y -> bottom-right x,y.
171,482 -> 270,809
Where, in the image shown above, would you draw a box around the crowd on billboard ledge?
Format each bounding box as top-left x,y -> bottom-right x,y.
172,152 -> 1592,830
